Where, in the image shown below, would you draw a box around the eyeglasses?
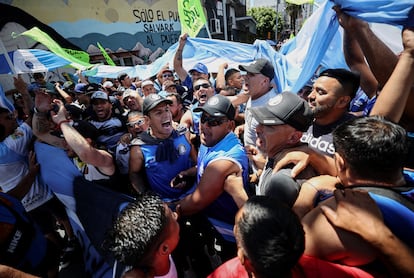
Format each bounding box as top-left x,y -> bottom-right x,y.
127,119 -> 145,127
200,115 -> 228,127
194,83 -> 211,91
162,73 -> 173,78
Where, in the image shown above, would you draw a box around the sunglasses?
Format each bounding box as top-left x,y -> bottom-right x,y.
127,119 -> 145,127
200,115 -> 228,127
194,83 -> 211,91
162,73 -> 173,78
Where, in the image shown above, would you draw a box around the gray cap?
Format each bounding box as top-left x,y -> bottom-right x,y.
239,58 -> 275,80
250,92 -> 313,132
91,91 -> 109,102
194,94 -> 235,120
143,94 -> 172,115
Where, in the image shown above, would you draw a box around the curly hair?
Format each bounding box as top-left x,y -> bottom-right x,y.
103,193 -> 167,267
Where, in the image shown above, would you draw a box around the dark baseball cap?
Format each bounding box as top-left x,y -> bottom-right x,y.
239,58 -> 275,80
143,94 -> 172,115
250,91 -> 313,132
91,91 -> 109,102
194,94 -> 235,120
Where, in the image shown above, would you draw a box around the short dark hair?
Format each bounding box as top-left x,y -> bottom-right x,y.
237,196 -> 305,278
103,193 -> 167,267
117,73 -> 128,83
224,68 -> 240,83
333,116 -> 408,181
319,68 -> 360,99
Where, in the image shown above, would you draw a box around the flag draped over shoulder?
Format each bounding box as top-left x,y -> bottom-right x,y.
97,42 -> 116,66
177,0 -> 207,37
12,27 -> 92,69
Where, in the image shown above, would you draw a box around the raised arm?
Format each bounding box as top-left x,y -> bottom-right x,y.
370,27 -> 414,124
173,33 -> 190,82
50,100 -> 115,175
215,62 -> 228,92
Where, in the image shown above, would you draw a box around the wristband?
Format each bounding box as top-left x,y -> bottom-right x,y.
58,119 -> 73,129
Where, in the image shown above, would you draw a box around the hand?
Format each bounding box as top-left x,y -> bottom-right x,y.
28,151 -> 40,176
402,27 -> 414,57
274,149 -> 311,178
333,5 -> 368,30
119,133 -> 132,145
13,75 -> 28,93
320,189 -> 384,242
179,33 -> 188,46
50,99 -> 68,124
245,145 -> 265,170
219,62 -> 228,69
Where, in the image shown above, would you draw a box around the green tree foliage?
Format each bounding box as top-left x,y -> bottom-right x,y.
247,7 -> 282,40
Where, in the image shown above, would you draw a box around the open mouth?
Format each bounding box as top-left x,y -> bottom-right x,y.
199,94 -> 207,100
161,121 -> 171,128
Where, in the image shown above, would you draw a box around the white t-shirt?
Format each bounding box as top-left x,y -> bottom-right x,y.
244,88 -> 278,147
0,123 -> 53,211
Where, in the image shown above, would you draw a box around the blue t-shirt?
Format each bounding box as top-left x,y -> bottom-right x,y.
197,132 -> 249,224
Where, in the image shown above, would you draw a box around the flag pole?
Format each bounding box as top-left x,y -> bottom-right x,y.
0,38 -> 17,75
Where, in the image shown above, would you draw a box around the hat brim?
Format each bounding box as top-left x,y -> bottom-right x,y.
193,106 -> 227,118
189,69 -> 207,75
238,64 -> 261,74
144,99 -> 173,114
250,106 -> 285,126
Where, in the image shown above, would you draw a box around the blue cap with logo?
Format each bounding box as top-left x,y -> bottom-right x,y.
189,62 -> 208,75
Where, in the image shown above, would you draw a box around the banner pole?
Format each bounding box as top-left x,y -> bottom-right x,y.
0,38 -> 17,75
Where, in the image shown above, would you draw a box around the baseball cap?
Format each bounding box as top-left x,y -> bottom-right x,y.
143,94 -> 173,115
102,81 -> 114,88
122,89 -> 136,101
91,91 -> 109,102
194,94 -> 235,120
74,83 -> 87,93
250,91 -> 313,132
189,62 -> 208,75
141,80 -> 154,88
239,58 -> 275,80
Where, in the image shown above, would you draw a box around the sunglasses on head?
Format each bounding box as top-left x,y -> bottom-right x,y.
162,73 -> 173,78
200,115 -> 228,127
127,119 -> 145,127
194,83 -> 211,91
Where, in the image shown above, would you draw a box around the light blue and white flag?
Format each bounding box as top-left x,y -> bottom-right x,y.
0,49 -> 71,75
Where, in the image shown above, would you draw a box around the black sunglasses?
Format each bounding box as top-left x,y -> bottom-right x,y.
194,83 -> 211,91
127,119 -> 145,127
162,73 -> 173,78
200,115 -> 228,127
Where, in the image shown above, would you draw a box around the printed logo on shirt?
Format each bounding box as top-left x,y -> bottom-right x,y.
177,144 -> 187,156
300,133 -> 335,155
